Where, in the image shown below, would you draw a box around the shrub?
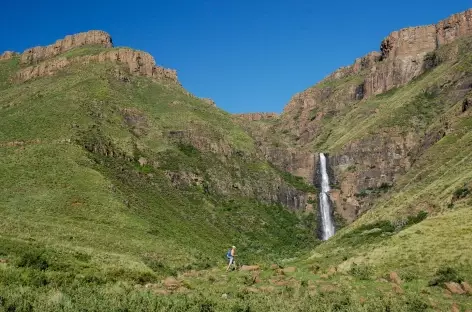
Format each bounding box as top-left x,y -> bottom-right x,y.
16,251 -> 49,271
378,183 -> 392,192
406,211 -> 428,226
453,186 -> 470,201
200,301 -> 215,312
355,189 -> 369,198
178,143 -> 200,157
276,170 -> 316,193
243,275 -> 256,286
423,52 -> 441,70
346,165 -> 356,172
349,263 -> 374,280
405,294 -> 429,312
393,211 -> 428,231
428,267 -> 463,286
231,304 -> 251,312
143,258 -> 176,276
398,268 -> 420,282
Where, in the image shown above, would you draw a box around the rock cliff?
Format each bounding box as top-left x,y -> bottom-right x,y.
14,48 -> 178,84
319,9 -> 472,98
19,30 -> 113,65
4,30 -> 177,84
243,8 -> 472,223
234,113 -> 279,121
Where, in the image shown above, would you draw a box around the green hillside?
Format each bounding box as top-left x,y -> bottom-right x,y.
1,31 -> 472,311
0,48 -> 321,310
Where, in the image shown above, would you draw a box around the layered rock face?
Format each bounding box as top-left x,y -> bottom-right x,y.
19,30 -> 113,65
4,30 -> 178,84
329,133 -> 416,221
235,113 -> 279,121
318,9 -> 472,98
436,8 -> 472,45
242,8 -> 472,222
14,48 -> 178,84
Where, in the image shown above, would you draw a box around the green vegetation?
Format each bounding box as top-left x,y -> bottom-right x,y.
0,47 -> 323,310
428,267 -> 463,286
2,31 -> 472,311
453,185 -> 471,201
59,45 -> 110,59
275,167 -> 317,193
355,183 -> 392,198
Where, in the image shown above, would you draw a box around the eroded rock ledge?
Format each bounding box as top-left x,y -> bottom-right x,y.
2,30 -> 178,84
234,113 -> 279,121
19,30 -> 113,65
14,48 -> 178,84
320,8 -> 472,98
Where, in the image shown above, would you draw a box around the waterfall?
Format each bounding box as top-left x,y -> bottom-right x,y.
319,153 -> 335,240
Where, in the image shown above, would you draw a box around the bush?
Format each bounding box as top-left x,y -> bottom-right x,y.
355,189 -> 369,198
423,52 -> 441,70
231,304 -> 251,312
398,268 -> 420,282
178,143 -> 200,157
346,165 -> 356,172
143,258 -> 176,276
378,183 -> 392,192
453,186 -> 470,201
405,294 -> 430,312
16,251 -> 49,271
428,267 -> 463,286
406,211 -> 428,226
349,263 -> 374,280
200,300 -> 215,312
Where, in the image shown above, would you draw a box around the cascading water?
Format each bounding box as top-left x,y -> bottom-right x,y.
319,153 -> 335,240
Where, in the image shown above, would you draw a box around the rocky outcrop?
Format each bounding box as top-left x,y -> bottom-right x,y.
0,51 -> 18,61
15,58 -> 70,81
327,132 -> 416,221
20,30 -> 113,65
436,9 -> 472,45
261,8 -> 472,222
84,49 -> 177,82
12,31 -> 178,84
324,52 -> 382,81
201,98 -> 217,107
261,147 -> 315,182
14,48 -> 178,84
380,26 -> 437,60
318,9 -> 472,98
235,113 -> 278,121
369,9 -> 472,95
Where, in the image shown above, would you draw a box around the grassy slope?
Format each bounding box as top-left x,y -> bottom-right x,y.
2,36 -> 472,310
214,37 -> 472,311
0,50 -> 321,310
278,36 -> 472,311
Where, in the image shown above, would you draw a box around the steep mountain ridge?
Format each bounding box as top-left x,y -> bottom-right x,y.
241,8 -> 472,222
1,31 -> 178,84
0,30 -> 319,294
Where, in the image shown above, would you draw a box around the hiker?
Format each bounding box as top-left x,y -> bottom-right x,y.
225,246 -> 236,271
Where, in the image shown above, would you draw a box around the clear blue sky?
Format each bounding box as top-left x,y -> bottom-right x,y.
1,1 -> 470,113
